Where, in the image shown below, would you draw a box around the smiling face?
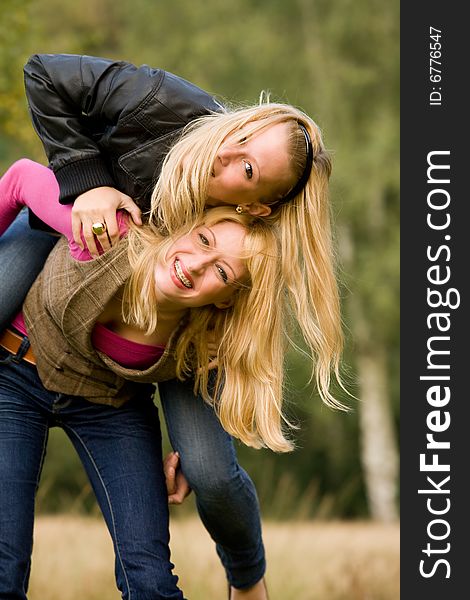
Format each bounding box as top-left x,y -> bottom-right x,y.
154,220 -> 248,310
206,122 -> 294,208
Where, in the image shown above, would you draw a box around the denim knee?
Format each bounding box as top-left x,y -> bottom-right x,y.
179,453 -> 256,509
180,455 -> 238,497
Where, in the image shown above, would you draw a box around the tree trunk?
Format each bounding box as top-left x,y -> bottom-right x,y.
339,223 -> 399,523
356,343 -> 399,522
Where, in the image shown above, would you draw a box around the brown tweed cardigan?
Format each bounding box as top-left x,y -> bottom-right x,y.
23,237 -> 185,407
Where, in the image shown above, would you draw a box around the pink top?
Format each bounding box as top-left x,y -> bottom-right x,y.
2,159 -> 164,369
12,314 -> 165,369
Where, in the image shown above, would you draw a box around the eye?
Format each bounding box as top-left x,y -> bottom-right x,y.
198,233 -> 210,246
239,136 -> 247,144
244,161 -> 253,180
216,264 -> 228,284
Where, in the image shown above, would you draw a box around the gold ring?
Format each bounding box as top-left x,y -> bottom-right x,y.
91,221 -> 106,236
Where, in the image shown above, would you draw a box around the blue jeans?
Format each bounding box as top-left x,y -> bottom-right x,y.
0,344 -> 184,600
0,210 -> 57,330
159,378 -> 266,589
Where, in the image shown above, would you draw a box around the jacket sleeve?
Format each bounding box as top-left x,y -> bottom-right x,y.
24,54 -> 163,203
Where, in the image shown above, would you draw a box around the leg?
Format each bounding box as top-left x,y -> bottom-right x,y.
59,388 -> 184,600
159,378 -> 266,591
0,209 -> 57,330
0,350 -> 50,600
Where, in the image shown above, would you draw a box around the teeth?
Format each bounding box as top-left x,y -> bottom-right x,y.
175,259 -> 192,288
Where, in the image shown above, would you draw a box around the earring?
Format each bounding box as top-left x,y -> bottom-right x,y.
235,205 -> 244,214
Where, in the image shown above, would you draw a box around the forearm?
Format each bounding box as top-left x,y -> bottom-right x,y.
0,160 -> 129,260
0,160 -> 70,234
0,159 -> 93,261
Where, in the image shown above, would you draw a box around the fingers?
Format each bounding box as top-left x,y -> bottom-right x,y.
163,451 -> 179,491
168,488 -> 190,505
197,357 -> 218,374
206,342 -> 218,356
77,215 -> 116,256
98,208 -> 120,247
80,219 -> 103,258
168,471 -> 192,505
93,220 -> 112,253
71,187 -> 142,257
164,451 -> 180,471
166,466 -> 177,496
72,211 -> 84,250
195,331 -> 219,374
163,451 -> 192,505
80,220 -> 100,257
119,197 -> 143,226
206,330 -> 219,357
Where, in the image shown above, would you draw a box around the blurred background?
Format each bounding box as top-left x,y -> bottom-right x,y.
0,0 -> 399,597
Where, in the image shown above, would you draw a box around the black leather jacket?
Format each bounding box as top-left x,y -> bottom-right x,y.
24,54 -> 224,211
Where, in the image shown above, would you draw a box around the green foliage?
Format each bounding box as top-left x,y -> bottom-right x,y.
0,1 -> 39,159
0,0 -> 399,518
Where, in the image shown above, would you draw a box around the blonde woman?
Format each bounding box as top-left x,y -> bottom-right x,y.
0,158 -> 291,599
0,54 -> 344,600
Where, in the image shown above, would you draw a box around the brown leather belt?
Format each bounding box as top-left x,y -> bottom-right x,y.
0,328 -> 36,365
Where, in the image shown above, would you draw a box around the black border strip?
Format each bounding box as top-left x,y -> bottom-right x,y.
401,4 -> 467,597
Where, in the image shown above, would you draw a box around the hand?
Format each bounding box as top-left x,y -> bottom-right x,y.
71,187 -> 142,257
206,329 -> 219,358
163,451 -> 192,505
197,330 -> 219,373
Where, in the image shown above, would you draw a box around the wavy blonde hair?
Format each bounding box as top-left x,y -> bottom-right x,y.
150,101 -> 347,414
124,207 -> 292,452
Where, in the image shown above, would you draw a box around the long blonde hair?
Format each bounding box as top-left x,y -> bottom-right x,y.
124,207 -> 292,452
150,102 -> 347,414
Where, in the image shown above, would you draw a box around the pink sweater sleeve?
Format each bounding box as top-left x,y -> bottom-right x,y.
0,159 -> 128,260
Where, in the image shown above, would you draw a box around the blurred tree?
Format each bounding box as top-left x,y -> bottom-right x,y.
294,0 -> 400,521
0,0 -> 43,161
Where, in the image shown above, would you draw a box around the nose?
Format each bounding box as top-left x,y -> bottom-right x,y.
218,143 -> 240,166
186,254 -> 214,274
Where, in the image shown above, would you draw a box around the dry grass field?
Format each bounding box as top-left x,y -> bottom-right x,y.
29,515 -> 399,600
